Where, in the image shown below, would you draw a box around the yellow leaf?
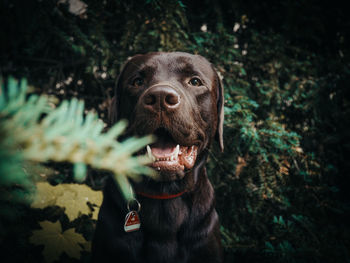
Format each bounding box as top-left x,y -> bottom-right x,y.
31,182 -> 102,221
92,206 -> 99,220
31,182 -> 64,209
29,220 -> 86,262
57,190 -> 86,221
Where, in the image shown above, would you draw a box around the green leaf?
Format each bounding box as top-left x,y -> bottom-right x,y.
265,241 -> 275,252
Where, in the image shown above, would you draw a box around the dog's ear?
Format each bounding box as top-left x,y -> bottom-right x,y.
108,78 -> 122,126
108,96 -> 117,126
108,55 -> 142,126
214,69 -> 224,152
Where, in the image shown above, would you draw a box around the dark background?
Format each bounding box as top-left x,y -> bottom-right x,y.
1,0 -> 349,262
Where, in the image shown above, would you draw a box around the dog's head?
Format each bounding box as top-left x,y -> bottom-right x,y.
109,52 -> 224,181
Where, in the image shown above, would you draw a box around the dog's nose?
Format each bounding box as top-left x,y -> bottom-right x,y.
142,86 -> 180,111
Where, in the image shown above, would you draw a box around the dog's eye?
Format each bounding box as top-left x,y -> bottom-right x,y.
133,78 -> 144,87
188,77 -> 203,86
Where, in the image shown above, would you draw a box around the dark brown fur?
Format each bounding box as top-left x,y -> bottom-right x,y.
92,52 -> 224,263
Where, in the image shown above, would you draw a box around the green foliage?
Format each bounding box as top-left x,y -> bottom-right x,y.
0,78 -> 37,223
1,0 -> 349,262
0,77 -> 153,200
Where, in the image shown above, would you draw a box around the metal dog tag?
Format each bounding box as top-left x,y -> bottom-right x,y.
124,198 -> 141,232
124,211 -> 141,232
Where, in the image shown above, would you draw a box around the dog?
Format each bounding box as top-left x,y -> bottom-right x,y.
92,52 -> 224,263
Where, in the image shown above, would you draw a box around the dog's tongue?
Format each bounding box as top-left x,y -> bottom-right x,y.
147,129 -> 198,173
151,140 -> 177,157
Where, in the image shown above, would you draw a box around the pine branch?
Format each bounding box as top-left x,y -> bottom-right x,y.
0,77 -> 154,201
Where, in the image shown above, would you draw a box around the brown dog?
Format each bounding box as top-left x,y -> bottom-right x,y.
92,52 -> 224,263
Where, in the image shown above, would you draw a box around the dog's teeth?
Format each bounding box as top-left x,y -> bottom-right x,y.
147,145 -> 156,161
190,145 -> 195,154
147,145 -> 181,163
174,144 -> 180,157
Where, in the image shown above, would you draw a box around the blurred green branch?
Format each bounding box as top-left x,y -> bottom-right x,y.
0,77 -> 154,202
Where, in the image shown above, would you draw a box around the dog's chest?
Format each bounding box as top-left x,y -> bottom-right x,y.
132,198 -> 190,262
139,198 -> 189,235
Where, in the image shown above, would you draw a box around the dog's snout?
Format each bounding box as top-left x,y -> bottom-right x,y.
142,86 -> 180,111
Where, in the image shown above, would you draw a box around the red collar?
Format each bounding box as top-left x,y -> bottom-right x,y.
136,190 -> 187,200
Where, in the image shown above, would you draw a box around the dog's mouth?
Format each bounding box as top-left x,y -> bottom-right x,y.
145,128 -> 198,173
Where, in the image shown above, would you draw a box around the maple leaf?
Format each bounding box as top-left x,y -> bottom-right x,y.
56,190 -> 89,221
29,221 -> 86,262
31,182 -> 64,209
31,182 -> 102,221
